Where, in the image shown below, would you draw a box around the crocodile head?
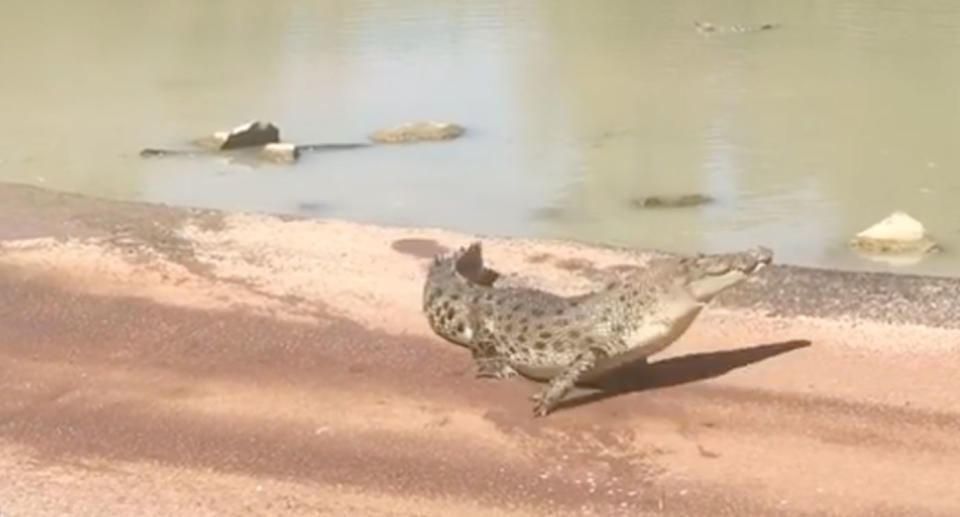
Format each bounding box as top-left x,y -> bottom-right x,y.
426,241 -> 500,288
423,242 -> 503,348
681,246 -> 773,302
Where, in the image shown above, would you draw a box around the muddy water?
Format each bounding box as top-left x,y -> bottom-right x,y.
2,1 -> 960,274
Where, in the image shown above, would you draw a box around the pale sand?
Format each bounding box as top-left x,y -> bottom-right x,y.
0,183 -> 956,516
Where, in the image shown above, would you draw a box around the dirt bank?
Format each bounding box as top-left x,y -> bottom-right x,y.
0,182 -> 957,516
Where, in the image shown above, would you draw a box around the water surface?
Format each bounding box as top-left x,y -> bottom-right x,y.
3,1 -> 960,273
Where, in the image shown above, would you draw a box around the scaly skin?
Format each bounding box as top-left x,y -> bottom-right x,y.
423,242 -> 773,417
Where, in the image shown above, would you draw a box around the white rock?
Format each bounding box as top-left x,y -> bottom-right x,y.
259,142 -> 300,164
850,211 -> 939,255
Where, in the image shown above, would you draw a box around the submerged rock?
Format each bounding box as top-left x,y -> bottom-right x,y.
850,211 -> 939,257
629,194 -> 713,209
369,121 -> 465,143
296,201 -> 330,214
531,206 -> 572,221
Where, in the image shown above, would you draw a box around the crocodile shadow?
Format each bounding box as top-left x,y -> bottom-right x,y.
556,339 -> 811,411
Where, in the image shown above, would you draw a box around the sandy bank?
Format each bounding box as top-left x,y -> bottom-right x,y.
0,182 -> 957,516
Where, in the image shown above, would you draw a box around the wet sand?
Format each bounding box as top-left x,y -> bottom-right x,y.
0,182 -> 957,516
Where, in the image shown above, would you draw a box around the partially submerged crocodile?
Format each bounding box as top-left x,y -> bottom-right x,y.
423,242 -> 773,416
140,143 -> 371,158
694,21 -> 780,34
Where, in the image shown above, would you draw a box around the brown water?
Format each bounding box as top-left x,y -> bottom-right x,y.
3,1 -> 960,274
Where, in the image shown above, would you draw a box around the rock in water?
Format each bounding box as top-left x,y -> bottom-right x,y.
850,211 -> 939,255
369,121 -> 465,143
219,121 -> 281,150
195,120 -> 281,150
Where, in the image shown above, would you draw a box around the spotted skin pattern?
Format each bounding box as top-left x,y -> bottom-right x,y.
423,242 -> 772,417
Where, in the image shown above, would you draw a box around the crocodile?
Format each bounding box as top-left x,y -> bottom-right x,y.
694,21 -> 780,34
140,143 -> 370,158
422,242 -> 773,417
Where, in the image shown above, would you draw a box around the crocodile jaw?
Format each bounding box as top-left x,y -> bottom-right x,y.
686,246 -> 772,302
688,269 -> 750,302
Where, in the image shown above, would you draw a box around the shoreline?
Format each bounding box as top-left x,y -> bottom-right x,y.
0,181 -> 958,516
3,180 -> 959,328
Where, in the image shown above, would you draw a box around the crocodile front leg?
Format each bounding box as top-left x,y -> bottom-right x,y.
470,326 -> 518,379
532,348 -> 607,417
475,354 -> 519,379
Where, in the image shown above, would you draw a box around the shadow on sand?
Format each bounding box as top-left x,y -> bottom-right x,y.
557,339 -> 812,411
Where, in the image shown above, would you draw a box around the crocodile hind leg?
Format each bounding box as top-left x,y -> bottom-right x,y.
532,348 -> 607,417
